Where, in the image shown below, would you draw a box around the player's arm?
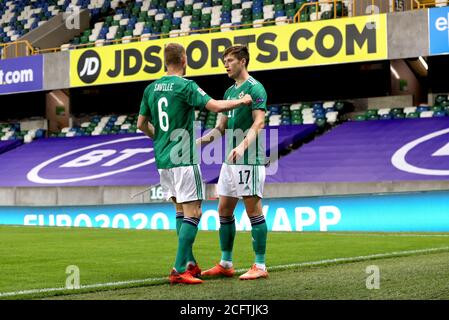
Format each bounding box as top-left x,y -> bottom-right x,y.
196,113 -> 228,146
228,109 -> 265,163
204,94 -> 252,113
137,115 -> 155,139
137,87 -> 155,139
188,81 -> 251,113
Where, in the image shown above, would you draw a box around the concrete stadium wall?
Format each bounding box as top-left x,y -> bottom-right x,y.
387,9 -> 429,59
44,51 -> 71,90
1,181 -> 449,206
21,10 -> 90,51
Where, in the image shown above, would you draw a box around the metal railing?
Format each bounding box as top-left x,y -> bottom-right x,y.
294,0 -> 346,23
0,0 -> 446,57
413,0 -> 448,8
0,40 -> 35,59
32,19 -> 294,55
294,0 -> 445,23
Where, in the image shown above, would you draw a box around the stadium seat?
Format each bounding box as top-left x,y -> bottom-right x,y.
376,108 -> 390,116
380,113 -> 393,120
326,111 -> 338,124
417,105 -> 430,113
420,111 -> 434,118
403,106 -> 417,115
434,110 -> 447,117
406,112 -> 419,119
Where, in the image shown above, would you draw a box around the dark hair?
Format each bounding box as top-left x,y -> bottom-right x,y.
223,45 -> 249,68
164,43 -> 186,67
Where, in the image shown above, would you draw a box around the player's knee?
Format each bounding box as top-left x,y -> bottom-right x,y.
190,208 -> 202,219
246,209 -> 262,217
218,206 -> 234,217
244,206 -> 257,216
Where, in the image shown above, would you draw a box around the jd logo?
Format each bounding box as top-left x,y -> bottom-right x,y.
78,50 -> 101,83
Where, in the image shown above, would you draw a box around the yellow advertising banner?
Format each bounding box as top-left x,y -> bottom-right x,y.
70,14 -> 387,87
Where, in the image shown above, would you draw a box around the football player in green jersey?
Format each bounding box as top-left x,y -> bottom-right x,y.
198,45 -> 269,280
137,43 -> 252,285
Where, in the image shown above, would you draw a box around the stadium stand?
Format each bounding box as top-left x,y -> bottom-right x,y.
0,121 -> 46,143
48,113 -> 139,137
0,139 -> 22,155
0,0 -> 448,200
4,91 -> 449,143
63,0 -> 311,48
267,117 -> 449,183
0,123 -> 318,186
1,0 -> 448,55
61,0 -> 361,49
0,0 -> 352,50
0,0 -> 63,44
43,99 -> 350,138
351,94 -> 449,121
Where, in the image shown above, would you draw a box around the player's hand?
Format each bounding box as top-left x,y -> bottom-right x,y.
227,145 -> 245,163
240,94 -> 252,106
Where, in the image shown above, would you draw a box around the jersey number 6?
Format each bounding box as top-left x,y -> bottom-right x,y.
158,97 -> 169,131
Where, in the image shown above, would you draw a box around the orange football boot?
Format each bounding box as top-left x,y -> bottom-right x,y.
169,269 -> 203,284
201,264 -> 235,277
239,264 -> 268,280
186,263 -> 202,278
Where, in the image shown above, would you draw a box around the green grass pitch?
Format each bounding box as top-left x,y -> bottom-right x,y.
1,225 -> 449,300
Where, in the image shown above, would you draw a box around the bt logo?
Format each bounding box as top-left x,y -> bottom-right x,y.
77,50 -> 101,83
60,148 -> 152,168
392,127 -> 449,175
27,136 -> 155,184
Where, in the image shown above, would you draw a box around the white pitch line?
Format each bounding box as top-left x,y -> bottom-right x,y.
1,246 -> 449,298
266,246 -> 449,271
322,233 -> 449,238
0,277 -> 167,298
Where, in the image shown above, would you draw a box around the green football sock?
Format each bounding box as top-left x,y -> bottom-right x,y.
219,216 -> 236,262
176,212 -> 196,265
175,212 -> 183,236
250,215 -> 267,265
174,219 -> 199,273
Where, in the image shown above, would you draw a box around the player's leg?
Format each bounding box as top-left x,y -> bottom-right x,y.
202,164 -> 238,277
183,164 -> 205,275
160,169 -> 198,283
239,165 -> 268,280
172,198 -> 184,236
173,199 -> 202,274
239,195 -> 268,280
169,165 -> 204,284
218,195 -> 238,269
161,169 -> 198,271
159,169 -> 181,233
202,195 -> 238,277
171,197 -> 197,271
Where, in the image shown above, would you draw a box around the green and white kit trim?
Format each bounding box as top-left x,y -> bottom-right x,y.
217,163 -> 266,199
158,164 -> 205,203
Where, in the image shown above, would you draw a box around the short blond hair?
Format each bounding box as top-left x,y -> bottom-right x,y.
164,43 -> 186,67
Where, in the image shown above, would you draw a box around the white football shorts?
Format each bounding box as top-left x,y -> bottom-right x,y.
217,163 -> 265,198
158,164 -> 205,203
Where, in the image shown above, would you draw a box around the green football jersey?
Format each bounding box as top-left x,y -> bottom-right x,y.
139,75 -> 211,169
224,76 -> 267,165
